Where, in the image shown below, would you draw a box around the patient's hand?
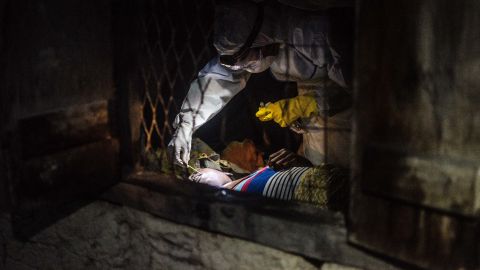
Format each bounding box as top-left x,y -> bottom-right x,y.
189,168 -> 232,187
268,148 -> 312,170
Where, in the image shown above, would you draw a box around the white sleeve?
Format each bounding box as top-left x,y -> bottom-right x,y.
325,40 -> 348,89
303,35 -> 348,89
173,56 -> 251,131
290,17 -> 348,89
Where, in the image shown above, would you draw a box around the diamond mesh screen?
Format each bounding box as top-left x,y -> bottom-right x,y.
136,0 -> 215,169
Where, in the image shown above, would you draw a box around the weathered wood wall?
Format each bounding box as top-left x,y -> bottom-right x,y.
351,0 -> 480,269
0,0 -> 119,237
0,0 -> 10,212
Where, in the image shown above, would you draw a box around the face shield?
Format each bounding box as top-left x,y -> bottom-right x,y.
220,44 -> 279,73
220,48 -> 262,71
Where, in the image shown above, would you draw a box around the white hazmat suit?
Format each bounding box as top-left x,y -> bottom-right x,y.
169,0 -> 352,168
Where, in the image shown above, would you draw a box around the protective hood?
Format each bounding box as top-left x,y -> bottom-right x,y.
213,0 -> 284,55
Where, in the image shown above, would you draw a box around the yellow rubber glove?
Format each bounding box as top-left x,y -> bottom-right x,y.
255,96 -> 319,127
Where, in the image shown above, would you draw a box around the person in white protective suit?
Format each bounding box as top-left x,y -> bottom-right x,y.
169,0 -> 353,169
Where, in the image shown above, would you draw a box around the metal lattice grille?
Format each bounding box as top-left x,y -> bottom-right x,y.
137,0 -> 215,164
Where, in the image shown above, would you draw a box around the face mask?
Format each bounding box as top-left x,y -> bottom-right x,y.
244,55 -> 276,73
221,48 -> 262,71
221,47 -> 276,73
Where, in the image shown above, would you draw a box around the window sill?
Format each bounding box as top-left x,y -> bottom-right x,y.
101,171 -> 399,270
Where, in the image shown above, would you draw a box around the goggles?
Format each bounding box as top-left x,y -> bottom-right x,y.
220,44 -> 279,71
221,49 -> 263,71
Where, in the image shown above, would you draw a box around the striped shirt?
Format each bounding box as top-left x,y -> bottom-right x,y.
232,167 -> 310,201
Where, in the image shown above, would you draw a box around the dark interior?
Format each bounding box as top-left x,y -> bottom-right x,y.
0,0 -> 479,269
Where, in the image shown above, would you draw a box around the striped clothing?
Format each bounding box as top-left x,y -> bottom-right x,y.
232,167 -> 310,201
263,167 -> 310,200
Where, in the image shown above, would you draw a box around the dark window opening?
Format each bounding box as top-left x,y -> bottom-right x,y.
132,0 -> 355,213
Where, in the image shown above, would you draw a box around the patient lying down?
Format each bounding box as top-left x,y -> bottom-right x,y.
187,139 -> 348,210
189,163 -> 348,211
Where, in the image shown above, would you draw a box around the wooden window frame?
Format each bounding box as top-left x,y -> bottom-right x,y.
102,171 -> 399,270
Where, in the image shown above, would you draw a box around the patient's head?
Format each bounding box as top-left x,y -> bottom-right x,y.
221,139 -> 264,172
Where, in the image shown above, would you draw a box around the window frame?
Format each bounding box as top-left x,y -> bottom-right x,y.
102,171 -> 399,270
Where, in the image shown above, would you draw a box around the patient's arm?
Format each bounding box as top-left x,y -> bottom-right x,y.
189,167 -> 248,189
267,148 -> 312,170
222,177 -> 248,189
189,168 -> 232,187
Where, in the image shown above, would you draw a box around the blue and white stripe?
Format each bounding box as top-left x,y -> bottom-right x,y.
262,167 -> 310,200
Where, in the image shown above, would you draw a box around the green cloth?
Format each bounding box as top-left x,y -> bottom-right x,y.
294,164 -> 349,211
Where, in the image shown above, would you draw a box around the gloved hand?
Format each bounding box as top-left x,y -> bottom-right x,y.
168,122 -> 193,166
255,95 -> 319,127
